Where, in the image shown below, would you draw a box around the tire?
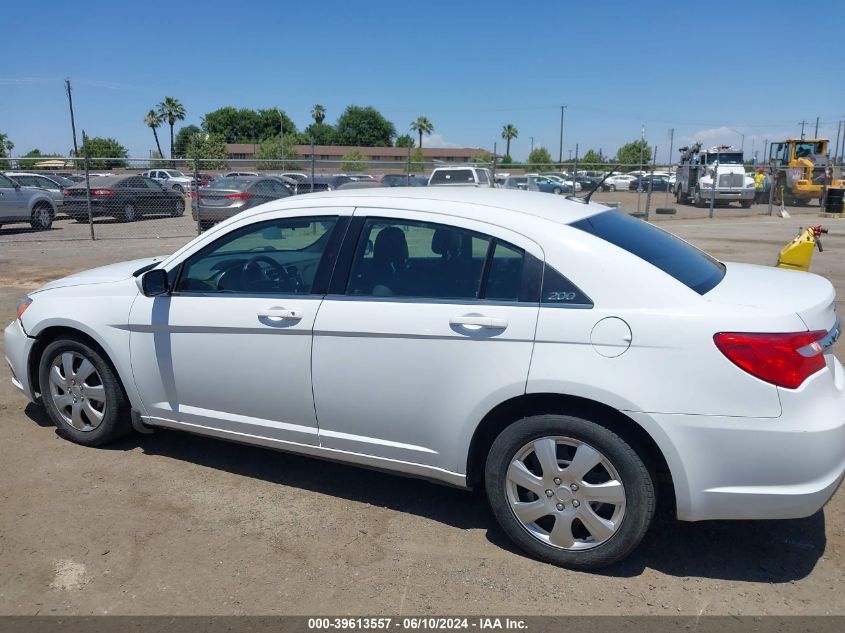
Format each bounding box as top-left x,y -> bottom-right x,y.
121,202 -> 137,222
172,184 -> 184,193
608,184 -> 616,192
38,336 -> 131,446
553,187 -> 561,195
172,198 -> 185,217
485,413 -> 655,569
740,199 -> 753,209
30,203 -> 53,230
694,187 -> 705,208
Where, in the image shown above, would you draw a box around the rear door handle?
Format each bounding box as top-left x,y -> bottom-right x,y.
258,307 -> 303,321
450,315 -> 508,329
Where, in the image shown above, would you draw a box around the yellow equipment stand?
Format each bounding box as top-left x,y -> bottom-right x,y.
776,225 -> 827,272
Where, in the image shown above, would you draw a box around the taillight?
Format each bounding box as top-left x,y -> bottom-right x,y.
225,192 -> 253,200
90,189 -> 114,196
713,330 -> 827,389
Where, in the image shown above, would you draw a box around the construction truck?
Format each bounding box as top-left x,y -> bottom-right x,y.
674,143 -> 755,208
768,138 -> 844,205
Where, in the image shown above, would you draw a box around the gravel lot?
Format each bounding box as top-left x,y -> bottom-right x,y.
1,197 -> 843,616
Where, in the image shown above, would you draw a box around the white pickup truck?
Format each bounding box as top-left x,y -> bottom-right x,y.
141,169 -> 193,192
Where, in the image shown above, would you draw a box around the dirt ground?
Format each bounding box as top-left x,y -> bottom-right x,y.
1,200 -> 844,616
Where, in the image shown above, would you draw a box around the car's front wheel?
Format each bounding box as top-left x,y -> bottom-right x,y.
608,184 -> 616,191
485,414 -> 655,569
38,336 -> 131,446
172,198 -> 185,217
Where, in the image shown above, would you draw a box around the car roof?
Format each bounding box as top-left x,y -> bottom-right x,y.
242,187 -> 605,226
68,175 -> 133,187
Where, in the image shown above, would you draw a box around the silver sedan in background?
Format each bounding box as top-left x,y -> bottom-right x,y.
192,175 -> 294,231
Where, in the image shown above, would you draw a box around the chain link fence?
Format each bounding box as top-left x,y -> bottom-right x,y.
2,157 -> 843,246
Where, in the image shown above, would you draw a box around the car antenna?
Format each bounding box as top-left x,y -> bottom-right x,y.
566,166 -> 619,204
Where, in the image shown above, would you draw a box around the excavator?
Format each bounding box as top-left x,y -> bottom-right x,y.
768,138 -> 844,205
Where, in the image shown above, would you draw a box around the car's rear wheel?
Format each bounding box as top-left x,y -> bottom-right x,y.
38,337 -> 131,446
172,184 -> 184,193
30,204 -> 53,230
485,414 -> 655,569
172,198 -> 185,217
608,184 -> 616,192
553,187 -> 561,195
121,202 -> 137,222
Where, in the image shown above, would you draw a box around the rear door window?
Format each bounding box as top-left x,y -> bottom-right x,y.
571,210 -> 725,294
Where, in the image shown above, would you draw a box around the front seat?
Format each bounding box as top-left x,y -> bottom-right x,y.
370,226 -> 408,296
431,228 -> 474,297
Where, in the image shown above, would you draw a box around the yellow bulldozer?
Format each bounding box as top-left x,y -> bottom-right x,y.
768,138 -> 843,205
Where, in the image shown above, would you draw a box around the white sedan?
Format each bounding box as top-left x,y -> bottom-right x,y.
5,189 -> 844,569
603,174 -> 638,191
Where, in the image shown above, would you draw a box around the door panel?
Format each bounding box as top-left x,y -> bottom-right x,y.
130,293 -> 322,444
311,210 -> 542,473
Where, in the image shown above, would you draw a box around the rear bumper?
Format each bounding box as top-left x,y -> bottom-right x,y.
3,319 -> 36,402
627,355 -> 845,521
192,204 -> 246,222
62,200 -> 113,217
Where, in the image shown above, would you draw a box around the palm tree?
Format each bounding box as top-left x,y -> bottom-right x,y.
143,110 -> 164,159
156,96 -> 187,160
410,116 -> 434,149
501,124 -> 518,159
311,104 -> 326,125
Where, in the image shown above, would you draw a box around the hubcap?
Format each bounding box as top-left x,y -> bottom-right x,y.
125,204 -> 135,219
505,436 -> 626,551
48,351 -> 106,431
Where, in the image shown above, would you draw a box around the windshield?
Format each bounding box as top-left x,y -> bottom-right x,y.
572,210 -> 726,294
705,153 -> 743,164
794,142 -> 824,158
166,170 -> 186,177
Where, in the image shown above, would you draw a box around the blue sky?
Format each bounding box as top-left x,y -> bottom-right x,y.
2,0 -> 843,163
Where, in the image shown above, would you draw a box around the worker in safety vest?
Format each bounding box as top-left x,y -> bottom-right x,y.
754,167 -> 767,203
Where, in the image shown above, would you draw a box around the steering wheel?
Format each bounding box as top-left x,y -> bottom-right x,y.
242,254 -> 300,292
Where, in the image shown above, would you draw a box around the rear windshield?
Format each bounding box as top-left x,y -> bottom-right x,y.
207,177 -> 252,189
571,211 -> 725,294
429,169 -> 475,184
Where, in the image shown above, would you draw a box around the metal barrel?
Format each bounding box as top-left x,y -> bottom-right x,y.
825,187 -> 844,214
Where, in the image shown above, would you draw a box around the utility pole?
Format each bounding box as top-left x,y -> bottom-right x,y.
530,136 -> 534,154
835,121 -> 843,165
665,129 -> 674,205
64,79 -> 79,161
278,108 -> 285,168
814,116 -> 819,138
799,120 -> 808,139
558,105 -> 567,163
636,125 -> 645,214
568,149 -> 573,161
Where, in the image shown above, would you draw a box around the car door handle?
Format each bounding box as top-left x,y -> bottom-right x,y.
450,315 -> 508,329
257,307 -> 303,321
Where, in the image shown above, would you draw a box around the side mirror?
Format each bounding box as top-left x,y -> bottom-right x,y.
138,269 -> 169,297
